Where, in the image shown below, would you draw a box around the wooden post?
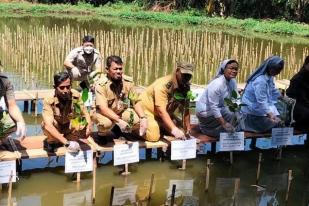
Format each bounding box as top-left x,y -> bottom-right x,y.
170,184 -> 176,206
92,154 -> 97,204
7,171 -> 13,206
205,159 -> 211,192
23,101 -> 29,113
109,186 -> 114,206
285,170 -> 293,204
256,153 -> 262,184
34,91 -> 38,117
121,164 -> 130,176
230,152 -> 233,164
76,172 -> 81,184
179,160 -> 186,170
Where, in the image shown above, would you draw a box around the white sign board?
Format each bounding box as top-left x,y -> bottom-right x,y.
171,139 -> 197,160
112,185 -> 138,205
166,179 -> 194,198
63,190 -> 92,206
271,127 -> 293,146
114,142 -> 139,166
65,150 -> 93,173
219,132 -> 244,151
0,160 -> 16,184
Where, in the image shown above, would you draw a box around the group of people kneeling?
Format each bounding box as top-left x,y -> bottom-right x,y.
1,35 -> 309,153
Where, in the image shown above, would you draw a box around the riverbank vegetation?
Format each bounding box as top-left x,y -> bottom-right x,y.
0,1 -> 308,37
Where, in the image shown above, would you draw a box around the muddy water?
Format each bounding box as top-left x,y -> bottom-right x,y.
0,16 -> 309,205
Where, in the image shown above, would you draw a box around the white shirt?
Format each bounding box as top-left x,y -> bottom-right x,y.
196,75 -> 237,118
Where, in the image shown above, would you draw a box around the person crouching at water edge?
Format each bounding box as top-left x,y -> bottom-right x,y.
286,56 -> 309,133
92,55 -> 148,144
136,62 -> 195,142
41,72 -> 92,153
239,56 -> 284,133
64,35 -> 102,89
196,59 -> 240,138
0,72 -> 26,150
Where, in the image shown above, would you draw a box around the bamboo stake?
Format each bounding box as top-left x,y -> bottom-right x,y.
179,160 -> 186,170
285,170 -> 293,204
109,186 -> 114,206
256,153 -> 262,184
76,172 -> 81,183
92,153 -> 97,204
230,152 -> 233,165
7,170 -> 13,206
121,164 -> 130,176
170,184 -> 176,206
205,159 -> 211,192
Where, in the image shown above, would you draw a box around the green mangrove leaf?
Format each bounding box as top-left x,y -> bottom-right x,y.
186,90 -> 197,101
224,98 -> 233,106
81,88 -> 89,103
174,91 -> 185,100
231,90 -> 238,99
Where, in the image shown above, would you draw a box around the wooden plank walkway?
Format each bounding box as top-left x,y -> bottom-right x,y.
0,135 -> 169,161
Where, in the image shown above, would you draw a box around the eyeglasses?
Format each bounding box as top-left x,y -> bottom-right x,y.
58,85 -> 71,90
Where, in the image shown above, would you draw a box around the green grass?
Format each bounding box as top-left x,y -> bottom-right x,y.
0,1 -> 308,37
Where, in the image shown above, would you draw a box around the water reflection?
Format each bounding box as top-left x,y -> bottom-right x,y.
0,16 -> 308,90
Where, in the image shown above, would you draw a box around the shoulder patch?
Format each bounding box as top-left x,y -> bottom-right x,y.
165,81 -> 173,90
123,75 -> 133,82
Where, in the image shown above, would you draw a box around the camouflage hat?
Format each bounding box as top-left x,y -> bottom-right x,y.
177,62 -> 195,75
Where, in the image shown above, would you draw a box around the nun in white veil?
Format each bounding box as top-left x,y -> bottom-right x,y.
196,59 -> 240,138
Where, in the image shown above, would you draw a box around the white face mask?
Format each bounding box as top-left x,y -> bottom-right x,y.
84,46 -> 94,54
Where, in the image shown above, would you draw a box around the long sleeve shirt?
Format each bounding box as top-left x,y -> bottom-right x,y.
196,75 -> 237,118
241,74 -> 280,116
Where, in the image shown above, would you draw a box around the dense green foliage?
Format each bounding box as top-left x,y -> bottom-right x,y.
33,0 -> 309,23
0,1 -> 308,37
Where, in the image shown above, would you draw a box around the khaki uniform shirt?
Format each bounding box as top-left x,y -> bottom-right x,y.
139,74 -> 187,116
42,89 -> 88,129
65,47 -> 102,75
95,75 -> 134,114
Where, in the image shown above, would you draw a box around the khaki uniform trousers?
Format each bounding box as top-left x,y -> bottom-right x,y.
93,108 -> 140,136
42,121 -> 87,144
143,110 -> 161,142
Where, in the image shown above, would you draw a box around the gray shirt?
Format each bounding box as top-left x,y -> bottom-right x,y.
65,46 -> 102,75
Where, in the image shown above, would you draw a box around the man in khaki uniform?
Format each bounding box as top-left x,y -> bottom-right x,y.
64,35 -> 102,88
137,62 -> 195,142
93,56 -> 147,141
42,72 -> 92,153
0,72 -> 26,140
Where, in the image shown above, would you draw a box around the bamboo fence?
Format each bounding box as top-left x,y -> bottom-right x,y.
0,25 -> 308,89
